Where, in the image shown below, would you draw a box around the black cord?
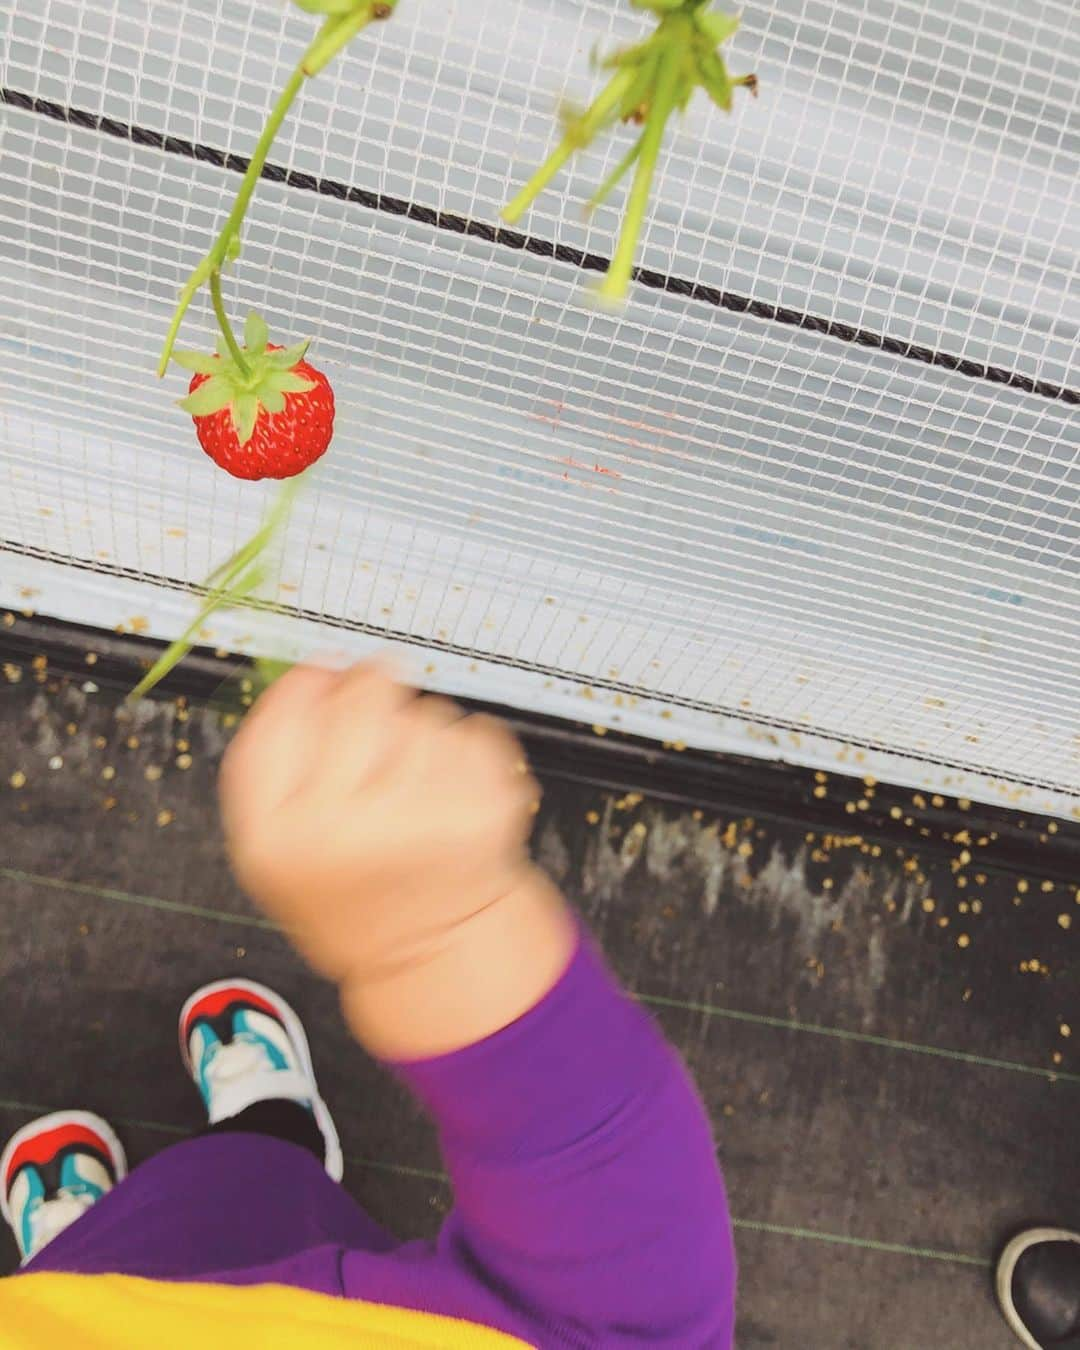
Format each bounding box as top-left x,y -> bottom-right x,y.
3,86 -> 1076,407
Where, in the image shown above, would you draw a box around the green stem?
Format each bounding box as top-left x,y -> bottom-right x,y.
598,26 -> 685,303
210,270 -> 250,377
585,133 -> 644,214
157,5 -> 389,376
502,67 -> 637,224
129,478 -> 301,703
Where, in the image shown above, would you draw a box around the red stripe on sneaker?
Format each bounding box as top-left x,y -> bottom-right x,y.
181,987 -> 283,1047
5,1124 -> 113,1191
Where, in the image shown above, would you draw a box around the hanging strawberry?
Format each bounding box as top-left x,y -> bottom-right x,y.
157,0 -> 397,481
176,317 -> 335,481
502,0 -> 757,304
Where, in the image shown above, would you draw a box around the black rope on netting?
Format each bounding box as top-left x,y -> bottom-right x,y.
5,86 -> 1077,408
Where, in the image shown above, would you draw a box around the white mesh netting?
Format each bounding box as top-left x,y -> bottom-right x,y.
1,0 -> 1078,801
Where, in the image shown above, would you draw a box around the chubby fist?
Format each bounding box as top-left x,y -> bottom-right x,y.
219,662 -> 541,990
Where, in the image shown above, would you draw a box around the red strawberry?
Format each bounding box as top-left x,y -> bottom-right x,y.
175,315 -> 334,481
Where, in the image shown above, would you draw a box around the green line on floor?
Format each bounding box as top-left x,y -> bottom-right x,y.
639,991 -> 1080,1086
731,1219 -> 986,1266
0,867 -> 277,931
5,865 -> 1077,1086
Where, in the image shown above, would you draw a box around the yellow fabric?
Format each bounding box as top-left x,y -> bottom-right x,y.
0,1273 -> 533,1349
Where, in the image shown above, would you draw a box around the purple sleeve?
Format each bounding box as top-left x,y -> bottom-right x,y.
394,930 -> 737,1347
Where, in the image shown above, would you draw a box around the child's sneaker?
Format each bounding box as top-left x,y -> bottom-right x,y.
179,978 -> 343,1182
1,1110 -> 127,1264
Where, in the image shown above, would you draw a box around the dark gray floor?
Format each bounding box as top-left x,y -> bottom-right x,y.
3,624 -> 1080,1348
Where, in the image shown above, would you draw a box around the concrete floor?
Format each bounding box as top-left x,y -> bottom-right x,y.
2,616 -> 1079,1347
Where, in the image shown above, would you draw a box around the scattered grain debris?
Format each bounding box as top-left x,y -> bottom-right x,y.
176,753 -> 193,771
1041,880 -> 1055,893
672,740 -> 686,752
958,798 -> 971,810
844,801 -> 857,814
692,809 -> 703,822
156,808 -> 174,827
2,613 -> 14,628
176,739 -> 190,754
1053,1051 -> 1063,1065
737,840 -> 753,859
931,794 -> 945,808
722,1104 -> 736,1118
822,878 -> 833,890
102,796 -> 117,811
971,899 -> 983,915
1059,914 -> 1072,930
31,655 -> 46,672
101,766 -> 116,781
721,822 -> 738,850
585,810 -> 600,825
889,806 -> 902,819
2,663 -> 21,684
938,916 -> 949,927
957,933 -> 971,948
144,765 -> 163,783
922,898 -> 936,913
958,849 -> 972,866
1062,1023 -> 1072,1038
813,785 -> 827,799
9,771 -> 26,789
1017,879 -> 1030,894
126,736 -> 140,750
962,988 -> 972,1002
1048,821 -> 1059,834
912,793 -> 927,809
958,901 -> 969,914
592,725 -> 607,737
863,775 -> 877,788
48,756 -> 63,771
236,946 -> 246,959
814,771 -> 827,784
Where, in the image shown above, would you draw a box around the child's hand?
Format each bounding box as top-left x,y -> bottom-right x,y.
220,662 -> 574,1057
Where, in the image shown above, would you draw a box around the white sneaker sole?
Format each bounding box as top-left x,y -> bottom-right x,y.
1,1109 -> 128,1244
995,1226 -> 1080,1350
179,977 -> 343,1183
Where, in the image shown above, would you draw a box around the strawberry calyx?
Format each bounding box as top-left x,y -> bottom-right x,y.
173,312 -> 315,447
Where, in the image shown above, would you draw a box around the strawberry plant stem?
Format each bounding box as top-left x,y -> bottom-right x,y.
158,3 -> 393,376
502,67 -> 637,226
210,270 -> 251,377
597,23 -> 685,303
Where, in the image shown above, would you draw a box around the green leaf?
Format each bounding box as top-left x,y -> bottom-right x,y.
263,340 -> 311,370
178,375 -> 234,417
259,388 -> 287,415
698,49 -> 733,110
172,350 -> 222,375
697,9 -> 740,47
265,370 -> 316,395
244,312 -> 269,355
232,392 -> 260,446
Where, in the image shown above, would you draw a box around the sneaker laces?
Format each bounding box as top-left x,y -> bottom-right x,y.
203,1033 -> 275,1088
28,1191 -> 95,1257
